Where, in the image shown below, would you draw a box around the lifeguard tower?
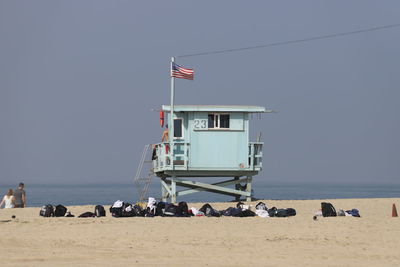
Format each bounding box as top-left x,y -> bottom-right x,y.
148,104 -> 272,203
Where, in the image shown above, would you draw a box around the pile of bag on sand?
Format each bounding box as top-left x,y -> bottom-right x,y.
39,204 -> 106,218
39,198 -> 298,219
314,202 -> 361,218
108,198 -> 297,218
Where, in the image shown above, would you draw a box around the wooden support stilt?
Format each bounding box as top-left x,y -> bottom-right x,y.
161,178 -> 171,202
246,175 -> 252,202
234,176 -> 240,201
161,179 -> 167,202
171,177 -> 177,203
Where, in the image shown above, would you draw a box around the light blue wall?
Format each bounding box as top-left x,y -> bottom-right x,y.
166,111 -> 250,170
230,112 -> 244,130
188,112 -> 249,169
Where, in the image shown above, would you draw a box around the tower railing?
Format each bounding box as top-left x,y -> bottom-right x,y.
152,142 -> 189,172
152,141 -> 263,172
249,142 -> 263,170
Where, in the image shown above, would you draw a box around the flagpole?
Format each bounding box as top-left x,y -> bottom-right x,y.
170,57 -> 175,169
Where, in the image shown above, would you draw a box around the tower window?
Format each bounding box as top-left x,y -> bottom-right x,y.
208,114 -> 230,129
174,118 -> 183,138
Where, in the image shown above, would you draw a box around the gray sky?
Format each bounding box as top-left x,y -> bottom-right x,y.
1,1 -> 399,185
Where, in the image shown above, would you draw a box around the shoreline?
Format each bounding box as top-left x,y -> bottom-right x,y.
1,198 -> 399,266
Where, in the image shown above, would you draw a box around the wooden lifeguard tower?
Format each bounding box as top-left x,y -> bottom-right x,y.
150,105 -> 272,203
134,58 -> 272,203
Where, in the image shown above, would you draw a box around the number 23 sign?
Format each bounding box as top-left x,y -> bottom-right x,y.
193,119 -> 207,129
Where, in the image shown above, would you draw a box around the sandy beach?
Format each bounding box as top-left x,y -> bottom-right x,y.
1,198 -> 399,266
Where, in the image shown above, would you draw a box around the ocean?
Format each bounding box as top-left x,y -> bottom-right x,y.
1,181 -> 399,207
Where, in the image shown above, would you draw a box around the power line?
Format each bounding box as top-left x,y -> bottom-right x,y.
178,23 -> 400,58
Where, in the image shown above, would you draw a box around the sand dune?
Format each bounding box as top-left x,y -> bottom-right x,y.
1,198 -> 399,266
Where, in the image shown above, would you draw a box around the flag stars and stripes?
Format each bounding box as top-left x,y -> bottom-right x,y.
171,62 -> 194,80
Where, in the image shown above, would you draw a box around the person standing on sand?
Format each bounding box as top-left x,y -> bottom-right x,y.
14,183 -> 26,208
0,189 -> 15,209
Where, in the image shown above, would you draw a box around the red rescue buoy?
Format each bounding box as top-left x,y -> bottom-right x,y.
159,111 -> 164,127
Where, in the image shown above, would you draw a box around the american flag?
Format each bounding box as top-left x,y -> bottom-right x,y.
171,62 -> 194,80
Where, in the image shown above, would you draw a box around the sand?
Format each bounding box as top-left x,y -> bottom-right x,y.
1,198 -> 399,267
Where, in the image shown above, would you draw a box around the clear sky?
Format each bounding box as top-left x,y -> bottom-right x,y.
1,1 -> 399,185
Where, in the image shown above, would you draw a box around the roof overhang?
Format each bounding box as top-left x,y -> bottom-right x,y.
162,105 -> 273,113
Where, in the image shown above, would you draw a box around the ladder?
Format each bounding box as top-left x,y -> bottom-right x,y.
133,144 -> 155,202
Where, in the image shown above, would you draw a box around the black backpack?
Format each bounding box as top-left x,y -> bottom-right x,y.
164,203 -> 178,217
133,204 -> 145,217
110,200 -> 124,217
274,208 -> 296,217
155,202 -> 167,216
321,202 -> 337,217
95,205 -> 106,217
54,204 -> 67,217
268,207 -> 277,217
199,203 -> 221,217
177,201 -> 190,217
39,204 -> 54,217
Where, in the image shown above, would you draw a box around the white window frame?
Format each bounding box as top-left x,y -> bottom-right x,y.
208,113 -> 230,129
173,117 -> 184,140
